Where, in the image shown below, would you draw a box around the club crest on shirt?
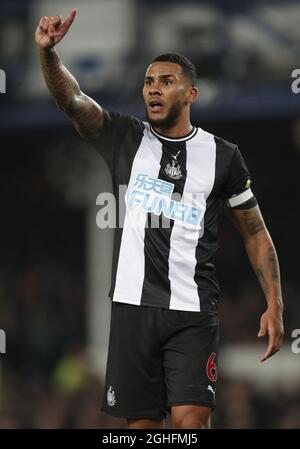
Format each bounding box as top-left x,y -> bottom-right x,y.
164,159 -> 182,180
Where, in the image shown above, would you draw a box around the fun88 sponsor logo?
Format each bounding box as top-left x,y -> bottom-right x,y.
127,173 -> 204,227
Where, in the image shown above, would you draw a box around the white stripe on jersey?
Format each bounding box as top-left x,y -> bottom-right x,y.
168,131 -> 216,311
112,125 -> 162,305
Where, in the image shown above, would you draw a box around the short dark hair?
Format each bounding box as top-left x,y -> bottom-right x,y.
151,53 -> 197,86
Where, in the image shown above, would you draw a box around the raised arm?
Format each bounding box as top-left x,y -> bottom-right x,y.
35,9 -> 104,139
227,205 -> 284,362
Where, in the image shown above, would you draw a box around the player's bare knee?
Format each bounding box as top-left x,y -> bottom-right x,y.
172,412 -> 211,429
127,418 -> 165,429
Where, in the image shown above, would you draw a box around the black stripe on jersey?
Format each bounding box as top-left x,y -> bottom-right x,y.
194,195 -> 222,311
140,139 -> 187,308
193,136 -> 235,311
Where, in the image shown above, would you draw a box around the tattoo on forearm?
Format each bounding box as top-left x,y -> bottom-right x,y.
255,268 -> 270,296
254,246 -> 281,301
243,210 -> 264,235
40,48 -> 102,136
267,246 -> 280,284
240,208 -> 282,306
40,48 -> 80,109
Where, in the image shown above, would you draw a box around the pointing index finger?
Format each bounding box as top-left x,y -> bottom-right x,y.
63,8 -> 77,30
54,8 -> 77,39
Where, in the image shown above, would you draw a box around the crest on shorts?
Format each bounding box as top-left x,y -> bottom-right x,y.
107,386 -> 116,407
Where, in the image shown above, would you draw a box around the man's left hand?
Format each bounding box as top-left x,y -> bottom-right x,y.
257,306 -> 284,362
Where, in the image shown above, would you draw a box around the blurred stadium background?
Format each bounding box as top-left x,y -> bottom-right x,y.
0,0 -> 300,429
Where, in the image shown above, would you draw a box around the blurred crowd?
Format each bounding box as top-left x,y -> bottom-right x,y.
1,357 -> 300,429
0,263 -> 122,429
0,262 -> 299,429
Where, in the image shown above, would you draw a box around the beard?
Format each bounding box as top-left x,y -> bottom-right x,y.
146,100 -> 183,131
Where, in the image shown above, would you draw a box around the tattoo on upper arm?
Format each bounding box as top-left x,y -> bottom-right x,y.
71,101 -> 102,137
242,209 -> 264,235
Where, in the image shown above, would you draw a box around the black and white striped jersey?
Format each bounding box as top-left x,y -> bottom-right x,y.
93,110 -> 257,312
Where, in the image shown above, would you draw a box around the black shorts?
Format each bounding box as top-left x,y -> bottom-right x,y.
101,301 -> 219,420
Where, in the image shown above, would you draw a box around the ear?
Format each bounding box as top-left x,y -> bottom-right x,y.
186,86 -> 198,104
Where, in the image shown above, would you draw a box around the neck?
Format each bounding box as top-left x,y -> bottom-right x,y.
152,122 -> 193,138
153,117 -> 193,138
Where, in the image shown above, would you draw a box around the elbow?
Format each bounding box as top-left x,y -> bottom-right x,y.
244,228 -> 274,252
56,91 -> 82,114
53,96 -> 71,113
